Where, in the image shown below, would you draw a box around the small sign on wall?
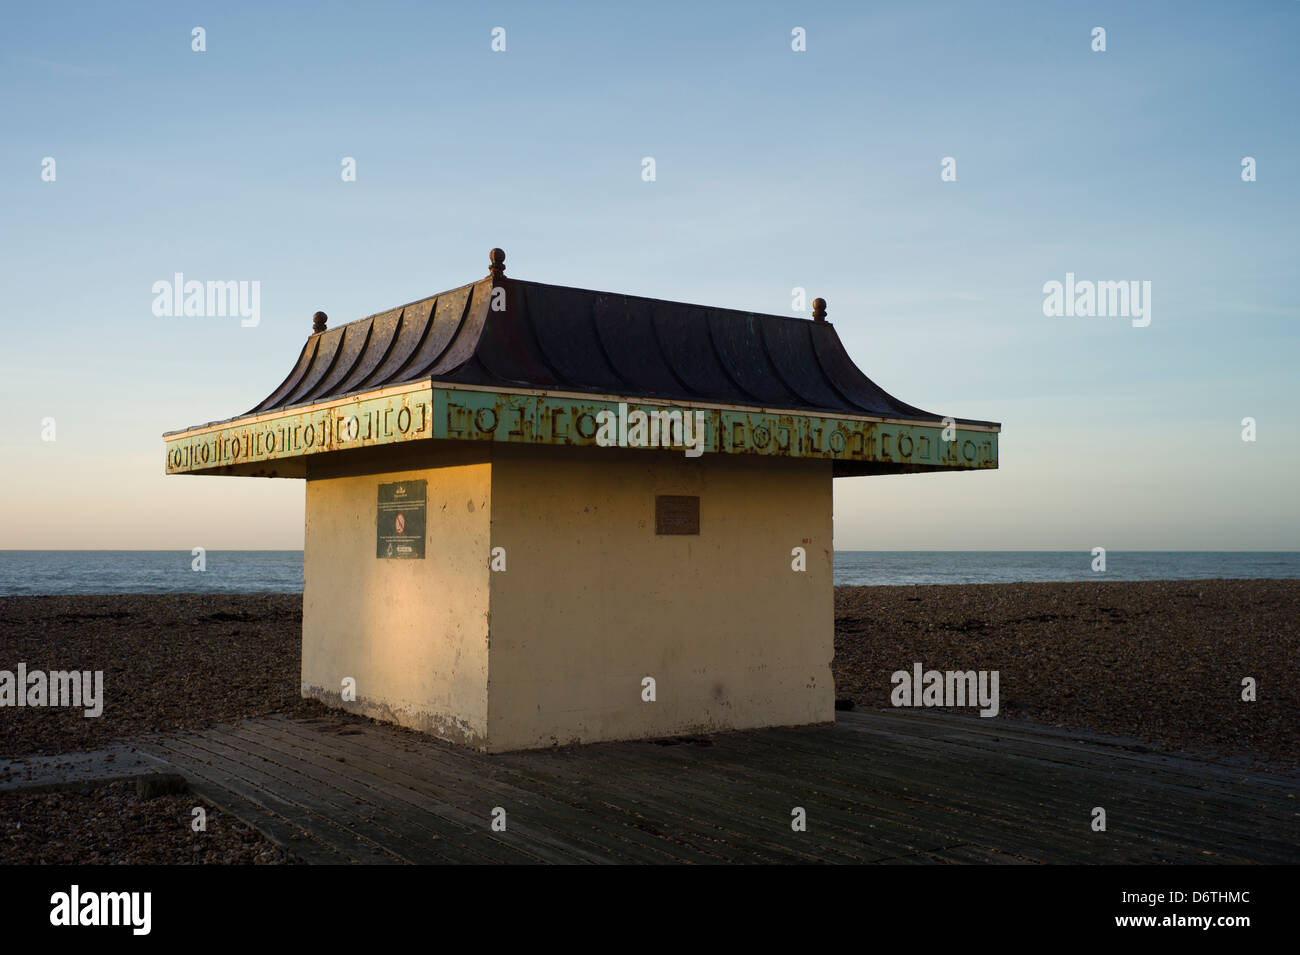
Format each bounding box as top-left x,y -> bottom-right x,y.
377,480 -> 427,558
655,495 -> 700,535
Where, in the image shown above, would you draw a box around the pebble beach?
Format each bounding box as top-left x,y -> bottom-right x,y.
1,580 -> 1296,863
2,579 -> 1294,764
834,579 -> 1298,767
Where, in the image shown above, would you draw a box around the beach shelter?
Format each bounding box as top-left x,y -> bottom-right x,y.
163,250 -> 1000,751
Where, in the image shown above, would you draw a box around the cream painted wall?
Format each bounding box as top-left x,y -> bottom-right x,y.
299,441 -> 834,752
301,444 -> 492,746
485,444 -> 834,751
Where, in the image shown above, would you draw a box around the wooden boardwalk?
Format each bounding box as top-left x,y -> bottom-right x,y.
138,711 -> 1300,864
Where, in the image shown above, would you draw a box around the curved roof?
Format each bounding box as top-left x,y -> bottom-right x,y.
249,274 -> 996,427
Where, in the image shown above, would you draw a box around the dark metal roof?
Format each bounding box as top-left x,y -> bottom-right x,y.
249,269 -> 997,428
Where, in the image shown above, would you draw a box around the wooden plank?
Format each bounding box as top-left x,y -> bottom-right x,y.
741,726 -> 1280,863
269,718 -> 680,864
145,739 -> 367,865
543,742 -> 907,863
840,710 -> 1300,793
495,746 -> 837,864
141,711 -> 1300,866
768,720 -> 1298,859
154,735 -> 414,864
320,724 -> 732,865
186,728 -> 547,865
223,722 -> 537,865
931,844 -> 1039,865
243,720 -> 602,863
731,729 -> 1182,864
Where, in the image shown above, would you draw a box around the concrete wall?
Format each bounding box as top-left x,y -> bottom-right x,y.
300,442 -> 834,752
302,443 -> 492,746
484,444 -> 834,751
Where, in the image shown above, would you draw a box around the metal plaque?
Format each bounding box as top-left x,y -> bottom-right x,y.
377,480 -> 426,558
655,495 -> 700,535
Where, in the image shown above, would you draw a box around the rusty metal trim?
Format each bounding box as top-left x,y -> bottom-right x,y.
164,384 -> 999,476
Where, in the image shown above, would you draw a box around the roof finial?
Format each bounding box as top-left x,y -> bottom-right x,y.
313,311 -> 328,333
489,247 -> 506,280
812,298 -> 827,322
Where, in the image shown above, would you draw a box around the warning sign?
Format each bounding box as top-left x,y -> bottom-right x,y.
377,480 -> 426,559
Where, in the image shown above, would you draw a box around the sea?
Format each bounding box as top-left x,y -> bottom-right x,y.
0,550 -> 1297,596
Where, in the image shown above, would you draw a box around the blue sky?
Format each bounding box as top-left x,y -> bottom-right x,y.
1,0 -> 1296,549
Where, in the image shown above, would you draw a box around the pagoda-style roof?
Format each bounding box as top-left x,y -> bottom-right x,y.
164,249 -> 999,478
250,271 -> 992,427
